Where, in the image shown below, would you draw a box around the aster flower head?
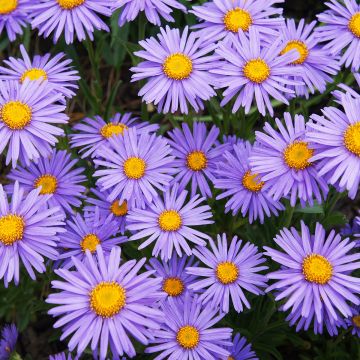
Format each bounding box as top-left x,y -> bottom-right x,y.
187,234 -> 268,313
94,128 -> 175,209
265,221 -> 360,327
211,28 -> 303,116
70,112 -> 158,159
214,142 -> 284,224
168,122 -> 229,198
145,292 -> 233,360
131,26 -> 216,114
250,113 -> 329,207
7,149 -> 86,214
0,79 -> 68,168
127,183 -> 213,261
221,333 -> 258,360
47,246 -> 164,359
346,306 -> 360,337
0,182 -> 64,286
191,0 -> 285,44
0,324 -> 18,360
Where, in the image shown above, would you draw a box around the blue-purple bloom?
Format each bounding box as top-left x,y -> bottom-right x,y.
0,324 -> 18,360
221,333 -> 258,360
346,306 -> 360,337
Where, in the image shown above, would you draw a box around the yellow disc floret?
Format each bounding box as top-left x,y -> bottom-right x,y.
20,68 -> 48,83
163,53 -> 193,80
34,174 -> 58,195
158,210 -> 182,232
0,0 -> 17,14
81,234 -> 100,253
216,261 -> 239,285
100,123 -> 128,138
223,8 -> 252,33
162,277 -> 184,297
186,151 -> 207,171
349,12 -> 360,38
243,59 -> 270,83
1,101 -> 32,130
302,254 -> 333,285
110,200 -> 128,217
344,122 -> 360,157
123,157 -> 146,179
283,141 -> 313,170
280,40 -> 309,65
242,170 -> 264,192
352,315 -> 360,328
0,214 -> 25,245
57,0 -> 85,10
176,325 -> 200,349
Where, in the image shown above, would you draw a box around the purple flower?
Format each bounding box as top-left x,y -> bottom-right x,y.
94,128 -> 175,209
7,150 -> 86,215
187,234 -> 268,313
214,142 -> 284,224
250,113 -> 329,207
145,292 -> 233,360
30,0 -> 112,44
127,183 -> 213,261
131,26 -> 216,114
47,246 -> 164,359
0,182 -> 64,286
346,306 -> 360,337
69,113 -> 159,159
221,333 -> 258,360
0,80 -> 68,168
265,221 -> 360,328
0,324 -> 18,360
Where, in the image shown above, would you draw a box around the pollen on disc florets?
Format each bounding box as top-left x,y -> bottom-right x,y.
223,8 -> 253,33
242,170 -> 264,192
163,53 -> 193,80
283,141 -> 313,170
110,200 -> 128,217
186,151 -> 207,171
1,101 -> 32,130
162,277 -> 184,297
100,123 -> 128,138
344,122 -> 360,157
243,58 -> 270,83
0,0 -> 17,14
57,0 -> 85,10
352,315 -> 360,328
216,261 -> 239,285
0,214 -> 25,245
123,157 -> 146,179
176,325 -> 200,349
348,12 -> 360,38
34,174 -> 58,195
158,210 -> 182,232
280,40 -> 309,65
81,234 -> 100,253
302,254 -> 333,284
20,68 -> 48,83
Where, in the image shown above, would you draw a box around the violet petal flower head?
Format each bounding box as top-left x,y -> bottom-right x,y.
221,333 -> 258,360
0,324 -> 18,360
346,306 -> 360,337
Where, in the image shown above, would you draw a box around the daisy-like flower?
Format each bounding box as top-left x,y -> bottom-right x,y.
307,93 -> 360,199
0,182 -> 64,287
131,26 -> 216,114
265,221 -> 360,327
214,142 -> 284,224
0,0 -> 31,41
221,333 -> 258,360
47,246 -> 164,359
0,80 -> 68,168
145,292 -> 233,360
211,28 -> 302,116
280,19 -> 339,98
316,0 -> 360,71
7,150 -> 86,214
250,113 -> 329,207
0,324 -> 18,360
127,183 -> 213,261
168,122 -> 229,198
187,234 -> 268,313
191,0 -> 284,43
0,45 -> 79,100
94,128 -> 175,209
113,0 -> 186,27
146,254 -> 200,299
57,209 -> 127,269
69,113 -> 158,159
346,306 -> 360,337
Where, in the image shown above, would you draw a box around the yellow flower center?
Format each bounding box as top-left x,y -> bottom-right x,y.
162,277 -> 184,297
0,214 -> 25,245
176,325 -> 200,349
344,122 -> 360,157
163,53 -> 193,80
100,123 -> 128,139
57,0 -> 85,10
0,0 -> 17,14
216,261 -> 239,285
352,315 -> 360,328
243,59 -> 270,83
34,174 -> 58,195
228,357 -> 235,360
223,8 -> 252,33
283,141 -> 313,170
158,210 -> 182,232
80,234 -> 100,253
186,151 -> 207,171
302,254 -> 333,285
1,101 -> 32,130
280,40 -> 309,65
90,281 -> 126,318
20,68 -> 48,83
242,170 -> 264,192
348,12 -> 360,38
123,157 -> 146,179
110,200 -> 128,217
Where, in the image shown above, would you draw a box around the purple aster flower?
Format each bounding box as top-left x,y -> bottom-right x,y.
131,26 -> 216,114
7,149 -> 86,215
127,183 -> 213,261
221,333 -> 258,360
214,142 -> 284,224
69,113 -> 158,159
190,0 -> 284,44
346,306 -> 360,337
279,19 -> 339,98
307,93 -> 360,199
333,72 -> 360,101
316,0 -> 360,71
0,324 -> 18,360
0,79 -> 68,168
30,0 -> 112,44
0,182 -> 64,287
265,221 -> 360,327
211,28 -> 302,116
250,113 -> 329,207
94,128 -> 175,209
113,0 -> 186,27
187,234 -> 268,313
168,122 -> 229,198
145,292 -> 233,359
0,0 -> 31,41
47,246 -> 164,359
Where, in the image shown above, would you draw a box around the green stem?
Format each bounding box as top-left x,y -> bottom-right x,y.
284,205 -> 295,228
